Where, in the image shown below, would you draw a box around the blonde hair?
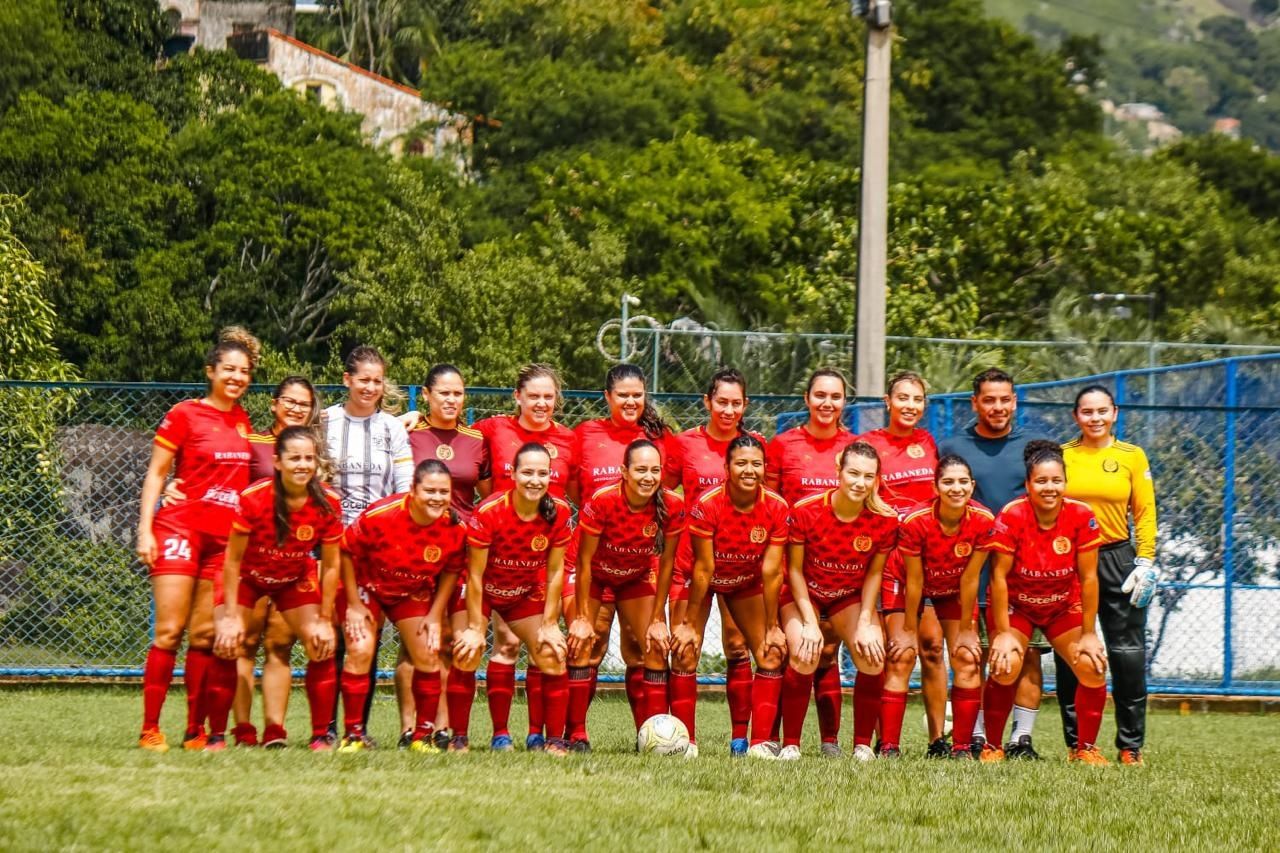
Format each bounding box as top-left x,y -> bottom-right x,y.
206,325 -> 261,370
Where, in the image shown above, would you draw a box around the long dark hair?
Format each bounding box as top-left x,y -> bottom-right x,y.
273,426 -> 336,546
606,363 -> 666,440
514,442 -> 558,524
623,439 -> 667,547
705,367 -> 747,399
1023,439 -> 1065,479
413,459 -> 460,524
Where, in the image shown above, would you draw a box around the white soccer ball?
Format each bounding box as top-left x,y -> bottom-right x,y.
924,701 -> 954,737
636,713 -> 691,755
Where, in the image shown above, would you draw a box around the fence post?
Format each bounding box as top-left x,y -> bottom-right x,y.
651,328 -> 661,393
408,384 -> 418,413
1222,359 -> 1238,691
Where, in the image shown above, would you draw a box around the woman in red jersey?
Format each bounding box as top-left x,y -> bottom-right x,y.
982,440 -> 1110,765
888,454 -> 993,759
765,368 -> 856,757
566,364 -> 670,740
671,435 -> 788,759
474,364 -> 579,749
206,427 -> 341,751
859,370 -> 950,756
135,327 -> 258,753
662,368 -> 761,756
565,439 -> 685,751
334,460 -> 468,753
449,443 -> 573,755
778,441 -> 898,761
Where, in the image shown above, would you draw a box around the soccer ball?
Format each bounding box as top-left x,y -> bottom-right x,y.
923,701 -> 954,737
636,714 -> 690,755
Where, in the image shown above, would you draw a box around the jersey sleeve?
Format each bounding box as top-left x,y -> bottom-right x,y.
896,515 -> 923,556
467,508 -> 495,548
317,506 -> 344,544
663,436 -> 684,488
340,514 -> 366,559
765,435 -> 785,489
1129,446 -> 1157,560
875,516 -> 899,553
767,498 -> 790,544
153,403 -> 190,452
442,527 -> 467,574
577,495 -> 607,537
687,495 -> 717,539
477,437 -> 492,482
388,419 -> 414,493
551,505 -> 573,548
984,511 -> 1018,554
788,502 -> 810,545
662,492 -> 687,536
1074,504 -> 1104,553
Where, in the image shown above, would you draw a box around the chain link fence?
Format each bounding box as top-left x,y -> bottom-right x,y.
2,355 -> 1278,695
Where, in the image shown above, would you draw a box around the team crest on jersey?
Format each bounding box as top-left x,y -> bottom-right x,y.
297,578 -> 317,593
531,534 -> 550,552
854,534 -> 873,553
1052,536 -> 1072,555
906,443 -> 925,459
423,545 -> 442,563
295,525 -> 315,542
1102,458 -> 1120,473
436,444 -> 455,461
954,541 -> 973,558
643,521 -> 659,538
236,423 -> 249,438
749,525 -> 768,544
546,445 -> 558,460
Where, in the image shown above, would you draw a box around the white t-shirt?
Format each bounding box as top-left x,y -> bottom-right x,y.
323,405 -> 413,525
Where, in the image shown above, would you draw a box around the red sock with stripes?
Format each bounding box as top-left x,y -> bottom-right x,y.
1075,683 -> 1108,749
642,669 -> 669,721
950,685 -> 982,750
205,657 -> 238,737
813,666 -> 843,743
725,658 -> 752,741
669,671 -> 698,743
878,689 -> 908,750
852,670 -> 883,747
339,669 -> 370,737
304,659 -> 337,738
184,646 -> 214,734
446,669 -> 476,738
625,665 -> 646,729
781,665 -> 812,748
523,667 -> 543,737
409,669 -> 442,738
749,667 -> 784,746
982,677 -> 1016,748
486,661 -> 515,738
541,672 -> 570,744
566,666 -> 594,742
142,646 -> 177,729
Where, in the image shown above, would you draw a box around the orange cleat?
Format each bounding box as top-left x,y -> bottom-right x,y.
138,727 -> 169,753
1118,748 -> 1144,766
204,735 -> 227,752
979,744 -> 1005,763
1071,745 -> 1110,767
182,728 -> 208,751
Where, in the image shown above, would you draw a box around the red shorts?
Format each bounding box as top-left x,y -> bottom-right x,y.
780,585 -> 862,620
562,568 -> 617,604
219,574 -> 320,613
590,572 -> 656,603
448,584 -> 547,623
668,569 -> 690,603
151,515 -> 226,581
708,574 -> 762,601
337,586 -> 439,625
879,550 -> 905,612
922,593 -> 974,623
987,599 -> 1082,642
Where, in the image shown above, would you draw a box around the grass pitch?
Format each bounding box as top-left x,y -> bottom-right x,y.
0,687 -> 1277,851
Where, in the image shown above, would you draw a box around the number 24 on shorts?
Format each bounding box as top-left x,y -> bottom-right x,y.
163,537 -> 192,563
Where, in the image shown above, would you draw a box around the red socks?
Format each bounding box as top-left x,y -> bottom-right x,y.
852,670 -> 883,747
725,658 -> 752,741
950,685 -> 982,750
339,669 -> 371,736
1075,683 -> 1107,749
749,667 -> 783,746
541,671 -> 569,744
566,666 -> 595,741
523,666 -> 542,736
813,666 -> 843,743
142,645 -> 177,729
781,666 -> 812,747
205,656 -> 238,737
982,677 -> 1016,747
304,659 -> 337,738
184,646 -> 213,733
669,671 -> 698,743
486,661 -> 515,738
642,669 -> 669,721
625,665 -> 646,729
878,689 -> 908,750
410,670 -> 442,737
447,669 -> 477,738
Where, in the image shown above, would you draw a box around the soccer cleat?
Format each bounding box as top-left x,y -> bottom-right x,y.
308,735 -> 332,752
433,728 -> 452,751
262,725 -> 287,750
523,733 -> 544,752
926,737 -> 951,759
409,738 -> 440,754
1071,745 -> 1110,767
969,735 -> 986,759
138,728 -> 169,753
398,729 -> 414,750
544,738 -> 570,757
1118,748 -> 1144,766
568,738 -> 592,754
879,745 -> 902,759
979,744 -> 1005,763
950,745 -> 975,760
747,742 -> 780,760
852,744 -> 876,762
777,745 -> 802,761
204,735 -> 227,752
337,734 -> 372,753
232,723 -> 259,747
683,742 -> 700,759
182,728 -> 207,751
729,737 -> 749,757
819,741 -> 844,759
1005,735 -> 1042,761
447,735 -> 470,754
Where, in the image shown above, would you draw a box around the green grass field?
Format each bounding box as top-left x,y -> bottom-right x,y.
1,687 -> 1277,851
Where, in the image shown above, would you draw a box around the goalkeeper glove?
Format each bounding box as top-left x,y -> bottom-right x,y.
1121,557 -> 1158,608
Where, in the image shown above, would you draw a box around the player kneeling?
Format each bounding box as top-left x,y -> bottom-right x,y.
210,427 -> 340,751
983,441 -> 1110,765
335,460 -> 467,753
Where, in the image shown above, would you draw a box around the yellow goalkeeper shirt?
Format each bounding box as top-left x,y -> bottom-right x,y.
1061,437 -> 1157,560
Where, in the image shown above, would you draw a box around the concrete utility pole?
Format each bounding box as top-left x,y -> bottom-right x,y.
853,0 -> 893,399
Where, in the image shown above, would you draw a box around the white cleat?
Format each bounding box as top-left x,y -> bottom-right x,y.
683,742 -> 700,759
747,742 -> 779,760
776,744 -> 802,761
852,744 -> 876,762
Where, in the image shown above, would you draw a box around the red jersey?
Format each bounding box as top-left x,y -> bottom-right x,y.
342,493 -> 468,602
475,416 -> 579,500
408,423 -> 491,518
467,490 -> 573,601
247,431 -> 277,481
578,483 -> 686,584
153,399 -> 253,536
789,490 -> 898,602
575,418 -> 668,495
665,425 -> 767,502
687,486 -> 789,593
897,500 -> 995,599
985,497 -> 1103,622
766,426 -> 857,506
857,428 -> 939,513
231,478 -> 342,586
